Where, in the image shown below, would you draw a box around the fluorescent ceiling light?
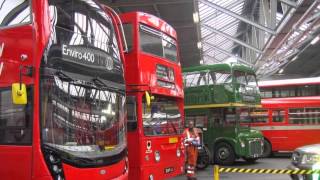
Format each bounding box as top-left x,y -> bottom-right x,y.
193,12 -> 199,23
197,41 -> 202,49
310,36 -> 320,45
291,56 -> 298,61
278,68 -> 284,74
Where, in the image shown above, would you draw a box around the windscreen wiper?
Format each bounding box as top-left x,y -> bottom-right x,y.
91,77 -> 125,94
55,71 -> 74,82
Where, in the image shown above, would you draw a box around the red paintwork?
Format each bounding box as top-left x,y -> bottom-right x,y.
262,96 -> 320,108
121,12 -> 183,98
247,97 -> 320,152
0,1 -> 128,180
258,77 -> 320,88
63,159 -> 128,180
120,12 -> 185,179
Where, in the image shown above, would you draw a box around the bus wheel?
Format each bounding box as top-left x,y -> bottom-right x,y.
196,146 -> 210,170
262,139 -> 272,158
214,142 -> 235,165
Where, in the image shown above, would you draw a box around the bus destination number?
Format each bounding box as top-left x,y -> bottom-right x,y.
63,45 -> 94,63
62,44 -> 113,70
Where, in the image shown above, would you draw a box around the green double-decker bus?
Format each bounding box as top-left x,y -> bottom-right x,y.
183,63 -> 264,165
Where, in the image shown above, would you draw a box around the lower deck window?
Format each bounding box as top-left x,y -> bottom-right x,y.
289,108 -> 320,124
0,87 -> 33,145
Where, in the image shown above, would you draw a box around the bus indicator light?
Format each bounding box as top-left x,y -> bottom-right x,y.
169,137 -> 178,144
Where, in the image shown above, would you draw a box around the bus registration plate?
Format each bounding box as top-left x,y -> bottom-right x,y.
164,167 -> 174,174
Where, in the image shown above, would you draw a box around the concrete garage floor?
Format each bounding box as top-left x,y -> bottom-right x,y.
171,154 -> 292,180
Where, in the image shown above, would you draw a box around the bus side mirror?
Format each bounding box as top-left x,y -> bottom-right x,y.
145,91 -> 154,107
12,83 -> 27,105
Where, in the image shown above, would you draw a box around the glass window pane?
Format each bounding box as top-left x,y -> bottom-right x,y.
40,71 -> 126,158
139,25 -> 163,57
123,23 -> 133,51
0,88 -> 33,145
0,0 -> 31,28
260,90 -> 272,98
224,108 -> 237,126
126,96 -> 137,131
184,72 -> 201,87
185,116 -> 207,128
272,109 -> 285,122
143,96 -> 182,136
212,71 -> 232,84
250,108 -> 268,123
274,90 -> 281,98
47,0 -> 124,83
289,108 -> 305,124
162,33 -> 177,62
234,71 -> 246,84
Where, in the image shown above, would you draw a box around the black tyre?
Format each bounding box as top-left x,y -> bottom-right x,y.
214,142 -> 235,165
243,157 -> 258,163
262,139 -> 272,158
196,146 -> 210,170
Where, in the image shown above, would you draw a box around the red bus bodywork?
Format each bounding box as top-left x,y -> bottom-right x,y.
248,78 -> 320,153
121,12 -> 185,179
0,1 -> 128,179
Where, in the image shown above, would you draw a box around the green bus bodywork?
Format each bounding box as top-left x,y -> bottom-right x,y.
183,63 -> 264,165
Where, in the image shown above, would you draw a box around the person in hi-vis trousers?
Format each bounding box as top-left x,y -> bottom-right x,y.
183,120 -> 200,180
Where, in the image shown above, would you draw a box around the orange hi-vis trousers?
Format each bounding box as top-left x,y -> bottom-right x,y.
186,145 -> 198,178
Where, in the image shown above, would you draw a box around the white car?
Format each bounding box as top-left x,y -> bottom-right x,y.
288,144 -> 320,180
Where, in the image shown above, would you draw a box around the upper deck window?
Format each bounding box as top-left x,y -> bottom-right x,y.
46,0 -> 124,84
123,23 -> 133,51
139,24 -> 178,62
0,0 -> 31,28
184,71 -> 231,87
234,70 -> 258,87
259,85 -> 320,98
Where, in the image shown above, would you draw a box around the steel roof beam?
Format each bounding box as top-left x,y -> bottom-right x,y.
203,41 -> 252,66
202,24 -> 263,53
279,0 -> 298,8
108,0 -> 191,7
203,54 -> 224,63
201,0 -> 244,24
199,0 -> 276,35
201,20 -> 239,40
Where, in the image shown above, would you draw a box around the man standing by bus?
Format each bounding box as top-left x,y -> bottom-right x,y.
184,120 -> 200,180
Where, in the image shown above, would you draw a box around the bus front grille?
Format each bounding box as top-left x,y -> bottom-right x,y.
248,139 -> 263,157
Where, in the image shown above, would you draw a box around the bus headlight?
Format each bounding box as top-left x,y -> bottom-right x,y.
301,154 -> 320,165
155,151 -> 161,162
149,174 -> 154,180
123,157 -> 129,174
239,140 -> 246,148
44,150 -> 65,180
177,149 -> 181,157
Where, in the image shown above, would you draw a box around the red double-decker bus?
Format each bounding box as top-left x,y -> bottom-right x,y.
120,12 -> 185,179
0,0 -> 129,179
246,78 -> 320,157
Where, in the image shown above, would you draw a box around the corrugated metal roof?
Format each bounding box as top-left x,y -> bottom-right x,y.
198,0 -> 309,72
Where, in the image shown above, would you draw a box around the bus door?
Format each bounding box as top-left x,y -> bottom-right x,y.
269,109 -> 288,151
0,1 -> 34,179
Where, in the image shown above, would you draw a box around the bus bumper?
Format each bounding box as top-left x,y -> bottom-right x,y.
130,159 -> 184,180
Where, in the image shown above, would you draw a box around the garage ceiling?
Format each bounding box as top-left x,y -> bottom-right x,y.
101,0 -> 320,80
